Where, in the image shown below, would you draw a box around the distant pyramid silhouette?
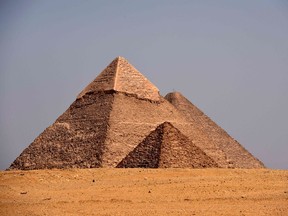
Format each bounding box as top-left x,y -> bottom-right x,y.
9,57 -> 264,170
165,92 -> 265,168
117,122 -> 218,168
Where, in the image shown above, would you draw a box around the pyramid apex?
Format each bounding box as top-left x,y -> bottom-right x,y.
113,56 -> 133,65
165,91 -> 183,98
159,121 -> 175,129
165,92 -> 187,104
77,57 -> 160,101
115,56 -> 126,60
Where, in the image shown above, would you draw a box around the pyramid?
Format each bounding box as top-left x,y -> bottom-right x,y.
165,92 -> 265,168
9,57 -> 264,170
117,122 -> 218,168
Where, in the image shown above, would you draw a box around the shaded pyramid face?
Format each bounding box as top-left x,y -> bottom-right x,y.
117,122 -> 218,168
165,92 -> 265,168
9,91 -> 114,169
9,56 -> 264,170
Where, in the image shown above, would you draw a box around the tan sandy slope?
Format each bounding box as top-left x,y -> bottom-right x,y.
0,169 -> 287,215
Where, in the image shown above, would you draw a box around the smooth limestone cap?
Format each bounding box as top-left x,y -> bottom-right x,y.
77,56 -> 160,101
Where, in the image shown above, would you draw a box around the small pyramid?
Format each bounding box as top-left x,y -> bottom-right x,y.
77,56 -> 160,101
165,92 -> 265,168
117,122 -> 218,168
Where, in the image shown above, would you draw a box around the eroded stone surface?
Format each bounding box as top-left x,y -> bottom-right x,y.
10,92 -> 114,170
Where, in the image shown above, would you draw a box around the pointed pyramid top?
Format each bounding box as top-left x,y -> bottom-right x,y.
165,91 -> 185,101
77,57 -> 160,101
115,56 -> 125,60
165,91 -> 205,118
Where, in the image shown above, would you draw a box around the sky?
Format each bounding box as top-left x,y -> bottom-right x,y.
0,0 -> 287,170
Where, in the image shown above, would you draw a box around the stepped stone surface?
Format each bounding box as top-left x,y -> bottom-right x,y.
172,121 -> 229,168
159,122 -> 218,168
9,57 -> 264,170
77,56 -> 160,101
165,92 -> 265,168
10,92 -> 113,170
117,122 -> 218,168
116,123 -> 162,168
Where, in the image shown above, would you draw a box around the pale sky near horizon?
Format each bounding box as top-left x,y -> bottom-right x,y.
0,0 -> 287,170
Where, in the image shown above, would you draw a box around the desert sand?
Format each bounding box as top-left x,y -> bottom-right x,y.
0,168 -> 287,215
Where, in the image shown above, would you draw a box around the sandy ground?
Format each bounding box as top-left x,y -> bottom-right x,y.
0,168 -> 287,215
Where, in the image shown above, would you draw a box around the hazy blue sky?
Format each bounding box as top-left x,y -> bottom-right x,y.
0,0 -> 287,170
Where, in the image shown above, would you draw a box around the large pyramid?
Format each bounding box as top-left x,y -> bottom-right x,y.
9,57 -> 264,170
